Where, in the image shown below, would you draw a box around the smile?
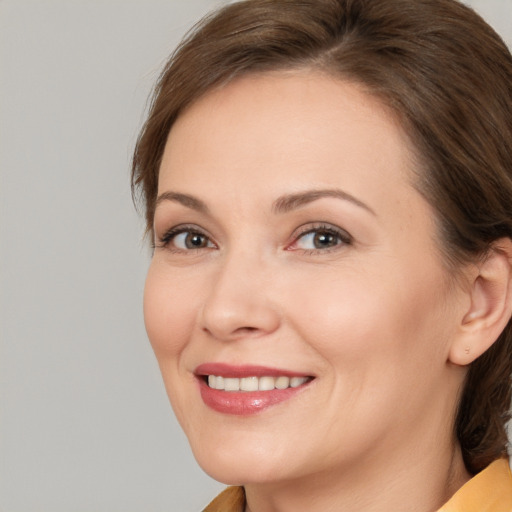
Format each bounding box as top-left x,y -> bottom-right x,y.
195,364 -> 314,415
207,375 -> 310,391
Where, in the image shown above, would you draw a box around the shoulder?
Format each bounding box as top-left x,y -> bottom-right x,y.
438,458 -> 512,512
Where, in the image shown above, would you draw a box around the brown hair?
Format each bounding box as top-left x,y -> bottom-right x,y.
132,0 -> 512,474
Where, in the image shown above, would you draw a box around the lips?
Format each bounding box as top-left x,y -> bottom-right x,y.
195,363 -> 314,415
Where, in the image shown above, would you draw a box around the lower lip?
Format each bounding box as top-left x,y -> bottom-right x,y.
198,379 -> 310,415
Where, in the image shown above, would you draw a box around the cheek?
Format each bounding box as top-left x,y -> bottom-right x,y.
283,261 -> 452,372
143,261 -> 199,359
143,261 -> 206,432
280,262 -> 456,445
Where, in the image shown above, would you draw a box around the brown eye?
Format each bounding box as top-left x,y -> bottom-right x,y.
160,229 -> 215,251
183,232 -> 210,249
312,231 -> 339,249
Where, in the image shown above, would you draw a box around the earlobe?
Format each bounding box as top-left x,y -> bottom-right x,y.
449,239 -> 512,366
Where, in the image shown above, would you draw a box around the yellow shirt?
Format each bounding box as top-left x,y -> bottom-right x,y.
203,459 -> 512,512
438,458 -> 512,512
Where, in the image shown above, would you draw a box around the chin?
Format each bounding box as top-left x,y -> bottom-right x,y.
188,431 -> 297,486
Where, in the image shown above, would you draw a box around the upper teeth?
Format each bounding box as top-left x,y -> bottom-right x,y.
207,375 -> 309,391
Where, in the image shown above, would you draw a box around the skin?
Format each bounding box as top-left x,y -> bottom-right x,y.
144,71 -> 475,511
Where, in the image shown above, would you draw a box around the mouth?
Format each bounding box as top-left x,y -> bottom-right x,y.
195,364 -> 314,415
205,374 -> 311,391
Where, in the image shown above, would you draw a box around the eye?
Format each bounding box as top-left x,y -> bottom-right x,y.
173,231 -> 213,250
157,226 -> 216,251
289,224 -> 351,252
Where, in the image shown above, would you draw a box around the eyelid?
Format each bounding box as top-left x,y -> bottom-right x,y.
287,222 -> 353,252
155,224 -> 216,251
153,221 -> 351,253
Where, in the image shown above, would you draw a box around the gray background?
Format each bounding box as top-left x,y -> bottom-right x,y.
1,1 -> 511,510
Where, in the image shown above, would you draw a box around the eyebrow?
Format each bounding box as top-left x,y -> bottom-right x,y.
155,191 -> 209,213
272,189 -> 376,216
155,188 -> 375,216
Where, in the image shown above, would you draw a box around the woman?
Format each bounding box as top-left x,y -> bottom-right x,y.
132,0 -> 512,510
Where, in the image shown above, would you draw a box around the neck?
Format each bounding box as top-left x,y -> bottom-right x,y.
244,427 -> 470,512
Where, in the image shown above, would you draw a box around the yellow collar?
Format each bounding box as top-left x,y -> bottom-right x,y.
438,458 -> 512,512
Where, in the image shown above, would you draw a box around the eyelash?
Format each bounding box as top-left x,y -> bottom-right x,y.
155,223 -> 352,254
156,225 -> 214,252
288,223 -> 352,254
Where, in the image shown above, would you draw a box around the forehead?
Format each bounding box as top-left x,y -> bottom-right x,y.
158,71 -> 418,216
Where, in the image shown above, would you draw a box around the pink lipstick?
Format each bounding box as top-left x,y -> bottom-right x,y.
195,363 -> 313,415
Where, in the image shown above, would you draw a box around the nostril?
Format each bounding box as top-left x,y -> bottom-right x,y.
202,324 -> 263,340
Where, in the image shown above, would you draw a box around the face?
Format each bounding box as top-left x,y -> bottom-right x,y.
144,72 -> 467,486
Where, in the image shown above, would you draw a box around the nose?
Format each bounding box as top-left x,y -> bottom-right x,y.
199,252 -> 281,341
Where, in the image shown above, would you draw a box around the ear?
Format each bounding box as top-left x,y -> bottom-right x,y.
449,238 -> 512,366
